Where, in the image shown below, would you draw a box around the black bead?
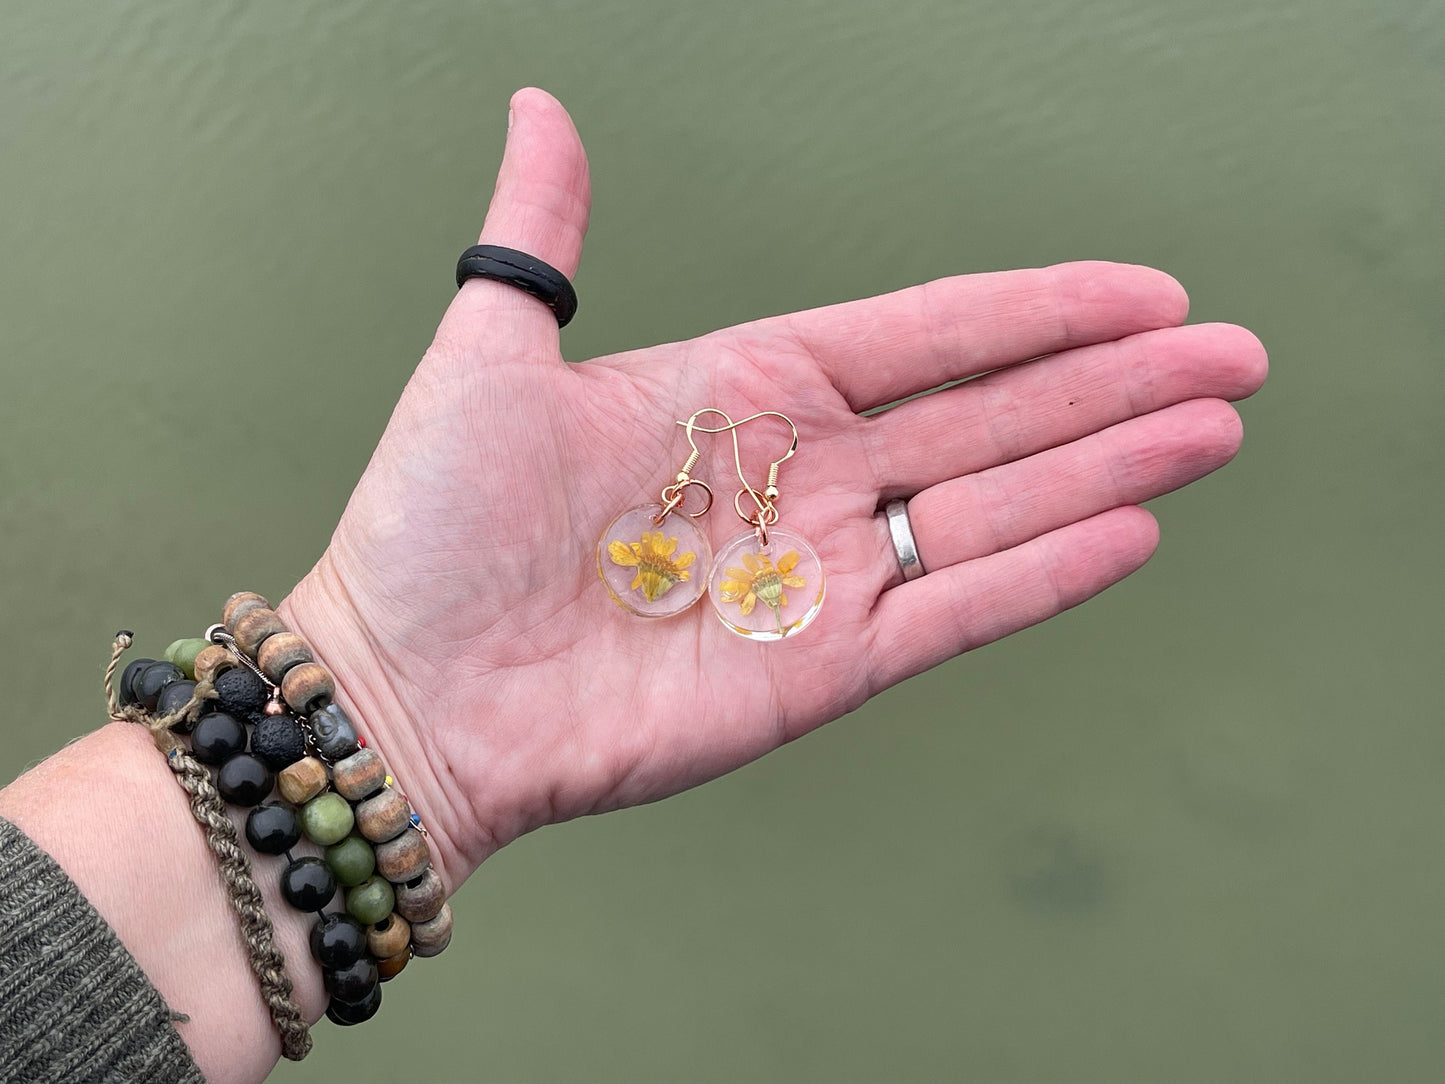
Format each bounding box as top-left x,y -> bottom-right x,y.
310,913 -> 367,970
118,658 -> 156,706
213,667 -> 269,715
134,661 -> 184,712
155,679 -> 199,728
309,703 -> 359,761
250,714 -> 307,770
325,984 -> 382,1026
245,802 -> 301,855
190,712 -> 248,765
281,856 -> 336,911
215,753 -> 274,806
324,955 -> 379,1003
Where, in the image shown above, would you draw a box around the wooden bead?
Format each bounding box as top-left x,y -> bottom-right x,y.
222,591 -> 271,628
410,903 -> 453,958
232,608 -> 287,657
377,950 -> 410,981
282,662 -> 334,714
192,644 -> 237,685
332,748 -> 386,801
375,830 -> 430,883
257,632 -> 313,684
394,868 -> 445,923
355,788 -> 410,843
366,914 -> 410,959
277,756 -> 328,805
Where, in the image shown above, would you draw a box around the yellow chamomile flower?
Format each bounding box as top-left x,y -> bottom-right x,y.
719,551 -> 806,632
608,531 -> 696,602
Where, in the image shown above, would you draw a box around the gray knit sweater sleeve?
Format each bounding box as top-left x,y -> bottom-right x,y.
0,816 -> 205,1084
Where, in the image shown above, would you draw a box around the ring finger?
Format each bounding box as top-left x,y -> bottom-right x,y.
873,397 -> 1244,592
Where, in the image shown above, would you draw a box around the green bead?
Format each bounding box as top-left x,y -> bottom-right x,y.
299,792 -> 354,846
163,638 -> 213,680
325,835 -> 376,887
346,874 -> 395,925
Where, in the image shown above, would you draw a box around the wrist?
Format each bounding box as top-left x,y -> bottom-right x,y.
0,722 -> 326,1082
277,554 -> 499,892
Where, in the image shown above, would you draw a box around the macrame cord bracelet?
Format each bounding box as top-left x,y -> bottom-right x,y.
104,630 -> 313,1061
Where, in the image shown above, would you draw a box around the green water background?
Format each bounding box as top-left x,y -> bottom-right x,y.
1,2 -> 1440,1081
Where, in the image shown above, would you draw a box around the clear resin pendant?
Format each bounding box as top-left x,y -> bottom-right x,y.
709,527 -> 825,641
597,505 -> 711,618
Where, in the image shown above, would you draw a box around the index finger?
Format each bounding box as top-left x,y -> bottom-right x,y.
767,261 -> 1190,411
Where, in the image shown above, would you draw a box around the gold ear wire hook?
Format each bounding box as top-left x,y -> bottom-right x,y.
655,409 -> 724,524
685,411 -> 799,545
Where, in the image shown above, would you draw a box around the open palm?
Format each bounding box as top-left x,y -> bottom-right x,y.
279,90 -> 1266,889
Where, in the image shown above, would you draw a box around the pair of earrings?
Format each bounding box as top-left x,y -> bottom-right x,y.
596,409 -> 825,641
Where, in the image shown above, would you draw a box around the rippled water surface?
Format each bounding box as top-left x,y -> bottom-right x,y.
1,2 -> 1440,1081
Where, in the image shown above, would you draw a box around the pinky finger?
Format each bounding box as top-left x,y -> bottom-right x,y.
865,505 -> 1160,692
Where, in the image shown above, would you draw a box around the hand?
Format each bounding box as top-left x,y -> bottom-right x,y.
279,89 -> 1267,891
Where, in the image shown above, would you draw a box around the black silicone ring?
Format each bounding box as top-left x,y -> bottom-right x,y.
454,244 -> 578,328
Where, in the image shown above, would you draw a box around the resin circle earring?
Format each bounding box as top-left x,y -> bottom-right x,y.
688,410 -> 825,641
597,504 -> 712,618
596,413 -> 718,619
709,526 -> 825,641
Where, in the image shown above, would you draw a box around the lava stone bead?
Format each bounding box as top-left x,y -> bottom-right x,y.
345,875 -> 395,925
216,753 -> 274,807
309,913 -> 367,970
325,984 -> 381,1027
134,661 -> 184,712
250,714 -> 307,770
309,703 -> 359,762
300,793 -> 354,846
324,955 -> 379,1003
325,835 -> 376,888
118,658 -> 157,706
154,679 -> 198,723
213,667 -> 269,715
245,802 -> 301,855
281,857 -> 336,911
190,712 -> 248,766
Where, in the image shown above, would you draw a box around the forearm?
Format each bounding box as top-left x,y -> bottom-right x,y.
0,722 -> 323,1084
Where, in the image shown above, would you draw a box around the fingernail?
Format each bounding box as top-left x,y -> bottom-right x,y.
507,106 -> 515,133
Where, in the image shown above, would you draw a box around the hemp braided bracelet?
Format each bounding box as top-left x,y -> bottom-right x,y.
104,631 -> 313,1062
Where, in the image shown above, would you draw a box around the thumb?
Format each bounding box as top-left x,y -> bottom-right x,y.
439,87 -> 591,355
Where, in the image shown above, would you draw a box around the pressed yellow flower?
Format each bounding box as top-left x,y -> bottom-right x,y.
608,530 -> 696,602
719,551 -> 806,632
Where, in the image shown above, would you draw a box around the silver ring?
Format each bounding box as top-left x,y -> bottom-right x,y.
884,499 -> 925,581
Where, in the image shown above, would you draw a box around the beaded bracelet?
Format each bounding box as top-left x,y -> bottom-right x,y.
106,591 -> 453,1053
